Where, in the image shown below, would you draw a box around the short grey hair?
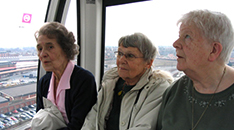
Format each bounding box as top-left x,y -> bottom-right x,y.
118,32 -> 157,62
177,9 -> 234,63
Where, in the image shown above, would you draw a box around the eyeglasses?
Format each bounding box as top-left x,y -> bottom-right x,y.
114,51 -> 144,61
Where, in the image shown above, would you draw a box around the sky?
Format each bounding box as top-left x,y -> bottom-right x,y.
105,0 -> 234,47
1,0 -> 234,48
0,0 -> 48,49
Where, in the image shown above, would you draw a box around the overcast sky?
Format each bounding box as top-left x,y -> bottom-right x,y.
1,0 -> 234,48
0,0 -> 48,49
105,0 -> 234,47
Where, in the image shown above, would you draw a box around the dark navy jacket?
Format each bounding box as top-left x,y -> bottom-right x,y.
36,65 -> 97,130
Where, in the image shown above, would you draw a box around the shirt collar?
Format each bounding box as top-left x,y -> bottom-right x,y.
48,61 -> 75,93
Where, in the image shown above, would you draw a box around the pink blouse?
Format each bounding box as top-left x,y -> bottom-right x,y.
47,61 -> 74,124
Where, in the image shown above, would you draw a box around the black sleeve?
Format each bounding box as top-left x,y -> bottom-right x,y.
36,72 -> 51,112
58,66 -> 97,130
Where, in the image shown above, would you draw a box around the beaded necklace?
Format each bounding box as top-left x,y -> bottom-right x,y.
191,67 -> 226,130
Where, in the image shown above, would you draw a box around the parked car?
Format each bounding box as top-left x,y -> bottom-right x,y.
0,124 -> 5,129
10,116 -> 19,124
4,117 -> 13,122
24,112 -> 33,118
28,104 -> 35,109
12,109 -> 19,114
14,114 -> 20,119
7,120 -> 15,126
14,115 -> 23,122
20,114 -> 30,121
25,111 -> 34,118
22,106 -> 29,111
17,108 -> 24,112
5,112 -> 12,116
29,110 -> 36,115
0,121 -> 5,129
1,119 -> 11,127
0,114 -> 7,119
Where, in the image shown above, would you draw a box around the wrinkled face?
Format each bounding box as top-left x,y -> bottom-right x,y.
116,45 -> 151,83
36,35 -> 68,72
173,23 -> 212,73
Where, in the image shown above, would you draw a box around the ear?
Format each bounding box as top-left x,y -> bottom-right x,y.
208,42 -> 222,62
146,59 -> 154,69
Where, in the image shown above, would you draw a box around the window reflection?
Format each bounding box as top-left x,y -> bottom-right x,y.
65,0 -> 77,65
0,0 -> 48,129
105,0 -> 234,80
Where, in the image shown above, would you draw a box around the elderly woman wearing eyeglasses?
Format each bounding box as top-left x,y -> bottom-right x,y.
81,32 -> 173,130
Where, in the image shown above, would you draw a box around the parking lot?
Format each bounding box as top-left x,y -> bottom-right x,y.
0,104 -> 36,129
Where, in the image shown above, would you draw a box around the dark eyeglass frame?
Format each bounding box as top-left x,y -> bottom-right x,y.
114,51 -> 144,61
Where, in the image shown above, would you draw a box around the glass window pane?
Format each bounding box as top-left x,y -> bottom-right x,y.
105,0 -> 234,80
0,0 -> 48,129
65,0 -> 77,65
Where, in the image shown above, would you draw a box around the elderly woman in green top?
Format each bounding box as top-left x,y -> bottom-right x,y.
156,10 -> 234,130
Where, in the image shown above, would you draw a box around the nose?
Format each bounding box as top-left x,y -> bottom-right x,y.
39,49 -> 48,58
173,38 -> 182,49
118,54 -> 127,63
